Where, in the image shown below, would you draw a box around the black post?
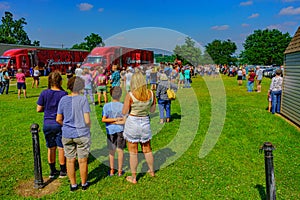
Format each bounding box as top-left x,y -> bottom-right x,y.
30,123 -> 44,189
260,142 -> 276,200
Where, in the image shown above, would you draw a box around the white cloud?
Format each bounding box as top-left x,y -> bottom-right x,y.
248,13 -> 259,18
279,6 -> 300,15
0,2 -> 10,10
240,1 -> 253,6
282,0 -> 300,2
241,23 -> 250,27
267,21 -> 297,30
98,8 -> 104,12
211,25 -> 229,31
78,3 -> 93,11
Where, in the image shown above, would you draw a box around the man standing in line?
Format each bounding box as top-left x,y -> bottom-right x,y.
255,66 -> 263,93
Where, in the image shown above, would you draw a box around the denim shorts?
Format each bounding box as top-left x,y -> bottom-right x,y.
62,136 -> 90,159
107,132 -> 126,150
123,115 -> 152,143
43,123 -> 63,148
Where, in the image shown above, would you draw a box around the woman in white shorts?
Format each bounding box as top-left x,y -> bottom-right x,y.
122,72 -> 156,184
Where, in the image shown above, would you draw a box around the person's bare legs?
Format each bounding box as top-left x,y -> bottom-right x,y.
23,89 -> 27,98
48,146 -> 57,163
109,149 -> 116,175
97,92 -> 101,106
18,89 -> 21,98
127,142 -> 138,183
142,141 -> 155,177
103,92 -> 108,103
78,157 -> 88,185
67,158 -> 76,185
117,148 -> 124,175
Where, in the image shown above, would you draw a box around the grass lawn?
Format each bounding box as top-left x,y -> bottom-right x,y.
0,74 -> 299,199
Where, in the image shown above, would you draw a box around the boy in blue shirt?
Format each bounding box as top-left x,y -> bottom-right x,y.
102,86 -> 126,176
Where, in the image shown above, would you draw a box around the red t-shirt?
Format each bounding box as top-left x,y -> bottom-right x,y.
248,72 -> 256,81
16,73 -> 25,83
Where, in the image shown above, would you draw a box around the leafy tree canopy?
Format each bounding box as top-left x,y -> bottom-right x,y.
155,54 -> 176,63
205,39 -> 237,65
239,29 -> 291,65
173,37 -> 202,66
0,11 -> 33,45
71,33 -> 104,51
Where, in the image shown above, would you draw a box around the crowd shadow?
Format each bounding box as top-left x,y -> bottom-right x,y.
136,147 -> 176,181
255,184 -> 266,200
170,113 -> 181,120
86,147 -> 176,184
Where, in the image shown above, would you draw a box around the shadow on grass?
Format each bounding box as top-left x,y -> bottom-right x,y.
255,184 -> 266,200
137,147 -> 176,181
87,163 -> 110,186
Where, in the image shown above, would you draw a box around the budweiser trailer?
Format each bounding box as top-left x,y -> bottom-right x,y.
81,46 -> 154,70
0,47 -> 89,76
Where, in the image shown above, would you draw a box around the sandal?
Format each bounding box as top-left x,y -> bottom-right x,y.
126,176 -> 137,184
108,169 -> 114,176
147,170 -> 155,177
118,170 -> 125,176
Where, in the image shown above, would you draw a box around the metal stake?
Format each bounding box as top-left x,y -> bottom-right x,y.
30,123 -> 44,189
260,142 -> 276,200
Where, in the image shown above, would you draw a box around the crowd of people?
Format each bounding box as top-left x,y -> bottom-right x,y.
219,64 -> 283,114
32,61 -> 195,191
1,59 -> 285,191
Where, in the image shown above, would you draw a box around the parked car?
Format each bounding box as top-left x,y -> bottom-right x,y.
264,67 -> 281,78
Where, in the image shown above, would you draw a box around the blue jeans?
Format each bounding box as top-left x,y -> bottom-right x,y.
1,81 -> 9,94
184,78 -> 190,88
271,90 -> 282,114
247,81 -> 254,92
84,89 -> 94,103
158,99 -> 171,119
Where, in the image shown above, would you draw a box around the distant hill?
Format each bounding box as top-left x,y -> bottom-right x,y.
143,48 -> 173,56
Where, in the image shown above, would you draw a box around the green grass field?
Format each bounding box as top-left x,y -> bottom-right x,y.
0,74 -> 299,199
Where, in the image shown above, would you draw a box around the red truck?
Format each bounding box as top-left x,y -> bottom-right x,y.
0,47 -> 89,76
81,46 -> 154,70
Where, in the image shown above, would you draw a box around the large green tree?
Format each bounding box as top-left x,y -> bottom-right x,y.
72,33 -> 104,51
0,11 -> 33,45
240,29 -> 291,65
173,37 -> 202,66
205,39 -> 237,65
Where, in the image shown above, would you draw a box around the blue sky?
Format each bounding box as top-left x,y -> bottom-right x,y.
1,0 -> 300,54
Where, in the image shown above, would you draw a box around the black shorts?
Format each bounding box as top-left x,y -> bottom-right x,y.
107,132 -> 126,151
17,82 -> 26,90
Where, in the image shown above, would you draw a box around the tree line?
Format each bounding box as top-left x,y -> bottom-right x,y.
0,11 -> 292,66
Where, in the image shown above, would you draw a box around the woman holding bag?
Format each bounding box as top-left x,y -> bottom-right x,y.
156,73 -> 178,124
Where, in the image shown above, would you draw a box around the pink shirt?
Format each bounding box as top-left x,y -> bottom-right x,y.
16,73 -> 26,83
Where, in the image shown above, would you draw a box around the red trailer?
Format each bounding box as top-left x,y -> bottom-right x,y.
0,47 -> 89,76
81,46 -> 154,70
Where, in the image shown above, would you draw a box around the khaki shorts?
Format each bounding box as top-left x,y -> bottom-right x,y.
62,136 -> 90,159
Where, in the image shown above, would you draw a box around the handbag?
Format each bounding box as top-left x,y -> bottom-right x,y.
167,82 -> 176,100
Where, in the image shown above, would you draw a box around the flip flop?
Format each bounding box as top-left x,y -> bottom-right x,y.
126,176 -> 137,184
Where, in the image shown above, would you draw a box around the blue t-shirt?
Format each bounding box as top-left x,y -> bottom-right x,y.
37,89 -> 68,124
57,95 -> 91,138
184,69 -> 191,79
111,71 -> 121,87
102,102 -> 124,135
